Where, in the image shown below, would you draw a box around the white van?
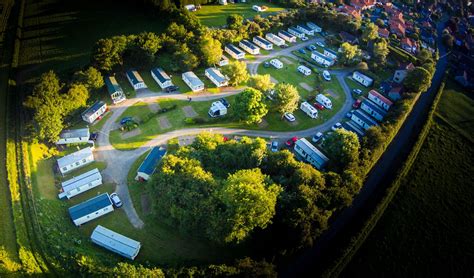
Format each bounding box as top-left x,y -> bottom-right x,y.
270,59 -> 283,69
316,94 -> 332,109
297,65 -> 312,76
300,102 -> 318,119
208,101 -> 227,117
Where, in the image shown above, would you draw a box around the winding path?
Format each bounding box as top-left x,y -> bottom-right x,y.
94,37 -> 354,228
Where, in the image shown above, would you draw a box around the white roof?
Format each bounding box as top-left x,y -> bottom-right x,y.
91,225 -> 141,260
61,168 -> 101,193
59,128 -> 89,140
57,147 -> 93,168
354,71 -> 373,82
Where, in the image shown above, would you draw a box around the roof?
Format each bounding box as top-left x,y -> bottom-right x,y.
389,86 -> 403,94
279,30 -> 294,38
91,225 -> 141,259
240,39 -> 258,50
266,33 -> 283,40
295,138 -> 329,168
297,24 -> 312,32
362,98 -> 387,116
353,71 -> 373,82
369,90 -> 393,106
151,68 -> 171,83
397,62 -> 415,71
339,31 -> 358,43
307,22 -> 321,29
205,68 -> 227,84
81,101 -> 106,118
68,193 -> 112,220
378,28 -> 390,37
343,121 -> 365,137
254,36 -> 272,46
182,71 -> 204,88
353,110 -> 378,126
401,37 -> 414,47
312,50 -> 334,63
61,168 -> 101,193
126,70 -> 144,85
288,27 -> 303,35
324,48 -> 338,56
57,147 -> 93,169
226,44 -> 244,55
138,147 -> 166,176
105,76 -> 122,95
59,128 -> 89,140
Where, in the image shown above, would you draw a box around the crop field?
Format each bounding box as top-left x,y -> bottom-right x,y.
195,2 -> 285,27
341,82 -> 474,277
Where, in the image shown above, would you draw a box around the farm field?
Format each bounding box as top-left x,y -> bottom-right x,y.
195,2 -> 285,27
341,81 -> 474,277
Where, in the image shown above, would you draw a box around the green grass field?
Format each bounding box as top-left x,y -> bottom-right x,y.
195,2 -> 285,27
341,81 -> 474,277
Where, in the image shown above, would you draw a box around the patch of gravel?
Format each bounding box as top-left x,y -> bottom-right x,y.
120,128 -> 142,139
141,194 -> 151,215
182,105 -> 198,118
325,89 -> 339,99
158,116 -> 172,129
280,57 -> 294,64
299,82 -> 314,92
178,135 -> 196,146
148,102 -> 160,113
289,120 -> 299,126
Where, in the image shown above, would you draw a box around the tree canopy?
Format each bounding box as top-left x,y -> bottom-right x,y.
339,42 -> 361,65
249,74 -> 274,93
404,67 -> 432,93
233,88 -> 268,124
274,83 -> 300,115
324,129 -> 360,172
222,60 -> 249,86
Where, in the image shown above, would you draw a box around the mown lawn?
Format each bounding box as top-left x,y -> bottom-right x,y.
195,2 -> 285,27
341,82 -> 474,277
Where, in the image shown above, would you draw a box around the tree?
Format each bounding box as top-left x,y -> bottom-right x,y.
222,60 -> 249,86
362,125 -> 385,150
73,67 -> 104,90
91,36 -> 129,72
373,39 -> 390,67
249,74 -> 274,93
361,22 -> 379,45
404,66 -> 432,93
199,33 -> 223,66
113,263 -> 165,278
213,168 -> 281,243
339,42 -> 361,65
274,83 -> 300,115
233,88 -> 268,124
63,84 -> 89,114
227,14 -> 243,30
324,129 -> 360,172
135,31 -> 161,55
174,43 -> 199,71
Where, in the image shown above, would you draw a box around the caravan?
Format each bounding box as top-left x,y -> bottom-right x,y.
270,59 -> 283,69
315,94 -> 332,109
300,102 -> 318,119
297,65 -> 311,76
208,101 -> 228,117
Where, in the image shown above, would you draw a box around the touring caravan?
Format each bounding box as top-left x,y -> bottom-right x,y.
297,65 -> 312,76
315,94 -> 332,109
300,102 -> 318,119
270,59 -> 283,69
208,101 -> 227,117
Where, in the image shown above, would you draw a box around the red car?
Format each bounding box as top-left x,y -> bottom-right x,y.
285,136 -> 298,147
353,99 -> 362,108
313,103 -> 325,110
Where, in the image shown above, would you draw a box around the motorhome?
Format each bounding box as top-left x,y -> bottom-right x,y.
208,101 -> 227,117
315,94 -> 332,109
300,102 -> 318,119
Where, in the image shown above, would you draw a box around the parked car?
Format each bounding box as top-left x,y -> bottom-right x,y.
301,36 -> 308,41
312,132 -> 324,143
110,193 -> 123,208
284,112 -> 296,122
313,103 -> 325,110
264,61 -> 270,68
285,136 -> 298,147
353,99 -> 362,108
346,111 -> 353,118
306,44 -> 315,51
164,85 -> 179,93
352,88 -> 362,95
298,48 -> 306,54
219,98 -> 230,108
280,44 -> 289,49
316,41 -> 325,47
331,122 -> 342,131
120,117 -> 133,125
271,141 -> 279,152
89,132 -> 98,141
322,70 -> 331,81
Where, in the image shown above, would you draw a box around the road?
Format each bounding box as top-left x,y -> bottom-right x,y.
280,19 -> 449,277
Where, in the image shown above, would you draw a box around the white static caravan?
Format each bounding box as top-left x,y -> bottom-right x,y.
91,225 -> 141,260
311,50 -> 335,67
239,39 -> 260,55
294,138 -> 329,170
56,128 -> 90,145
225,44 -> 245,60
151,68 -> 173,89
58,168 -> 102,200
278,30 -> 297,43
297,24 -> 315,36
126,70 -> 147,90
300,102 -> 318,119
218,55 -> 229,67
351,110 -> 378,130
253,36 -> 273,50
297,65 -> 312,76
205,67 -> 228,87
182,71 -> 204,92
252,5 -> 263,12
306,22 -> 322,33
324,48 -> 338,60
136,147 -> 167,181
57,147 -> 94,175
81,101 -> 107,124
368,90 -> 393,111
315,94 -> 332,109
68,193 -> 114,226
104,76 -> 126,104
265,33 -> 285,46
352,71 -> 373,87
288,27 -> 305,39
208,101 -> 227,118
270,59 -> 283,69
361,98 -> 387,121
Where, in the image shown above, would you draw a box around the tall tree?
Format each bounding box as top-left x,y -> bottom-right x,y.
404,67 -> 432,93
222,60 -> 249,86
248,74 -> 274,92
361,22 -> 379,45
63,84 -> 89,115
339,42 -> 361,65
274,83 -> 300,115
199,33 -> 223,66
174,43 -> 199,71
91,36 -> 129,72
324,129 -> 360,172
233,88 -> 268,124
73,67 -> 104,91
227,14 -> 244,30
373,39 -> 390,67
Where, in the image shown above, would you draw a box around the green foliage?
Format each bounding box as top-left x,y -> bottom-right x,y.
73,67 -> 104,91
222,60 -> 249,86
325,129 -> 360,172
373,39 -> 389,67
233,88 -> 268,124
227,14 -> 244,30
361,22 -> 379,44
0,246 -> 21,273
63,84 -> 89,114
249,74 -> 275,93
404,67 -> 432,93
199,33 -> 223,66
91,35 -> 129,72
274,83 -> 300,115
19,247 -> 41,274
174,43 -> 199,71
113,262 -> 165,277
340,42 -> 361,65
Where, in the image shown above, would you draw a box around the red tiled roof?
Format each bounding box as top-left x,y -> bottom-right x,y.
369,90 -> 393,106
378,28 -> 390,38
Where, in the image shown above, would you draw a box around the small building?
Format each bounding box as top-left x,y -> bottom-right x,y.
91,225 -> 141,260
339,31 -> 359,44
278,30 -> 297,43
352,71 -> 373,87
208,101 -> 228,118
294,138 -> 329,170
57,147 -> 94,175
239,39 -> 260,55
378,28 -> 390,39
306,22 -> 322,32
368,89 -> 393,111
81,101 -> 107,124
135,147 -> 167,181
351,110 -> 378,130
270,59 -> 283,69
296,24 -> 314,36
401,37 -> 417,53
323,48 -> 338,60
343,121 -> 365,137
68,193 -> 114,226
126,70 -> 147,90
393,62 -> 415,83
225,44 -> 245,59
218,55 -> 229,67
182,71 -> 204,92
105,76 -> 126,104
205,67 -> 228,87
253,36 -> 273,50
265,33 -> 285,46
56,128 -> 90,145
360,98 -> 387,121
311,50 -> 335,67
151,68 -> 173,89
388,86 -> 403,101
58,168 -> 102,200
288,27 -> 305,39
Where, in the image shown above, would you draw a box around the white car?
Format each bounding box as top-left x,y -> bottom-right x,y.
271,141 -> 279,152
301,36 -> 309,41
331,122 -> 342,131
110,193 -> 123,208
284,112 -> 296,122
322,70 -> 331,81
316,41 -> 325,47
312,132 -> 324,143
